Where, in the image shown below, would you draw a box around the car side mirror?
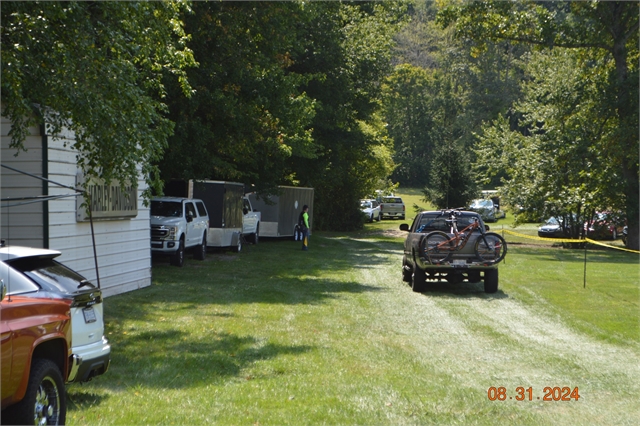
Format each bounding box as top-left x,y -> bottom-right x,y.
485,225 -> 490,231
399,223 -> 410,232
186,212 -> 194,223
243,208 -> 248,215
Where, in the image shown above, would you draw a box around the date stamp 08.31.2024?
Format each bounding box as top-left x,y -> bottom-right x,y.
487,386 -> 580,401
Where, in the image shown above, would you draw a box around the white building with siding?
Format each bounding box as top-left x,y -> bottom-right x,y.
1,115 -> 151,297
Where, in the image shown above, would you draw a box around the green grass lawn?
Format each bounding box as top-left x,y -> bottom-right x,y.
65,192 -> 639,425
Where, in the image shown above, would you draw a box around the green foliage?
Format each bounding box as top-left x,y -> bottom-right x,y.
288,1 -> 406,231
437,0 -> 639,249
385,1 -> 526,189
475,50 -> 625,236
159,1 -> 317,192
1,1 -> 196,199
424,140 -> 477,209
157,1 -> 405,231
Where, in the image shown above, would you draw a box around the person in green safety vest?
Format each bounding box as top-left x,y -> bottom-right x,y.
298,205 -> 310,250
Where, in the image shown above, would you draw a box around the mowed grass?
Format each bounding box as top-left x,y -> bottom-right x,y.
65,217 -> 639,424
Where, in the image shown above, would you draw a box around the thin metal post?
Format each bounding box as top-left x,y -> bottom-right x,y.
583,243 -> 587,288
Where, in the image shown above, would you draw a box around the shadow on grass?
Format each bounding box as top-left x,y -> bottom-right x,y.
404,280 -> 510,300
67,329 -> 313,411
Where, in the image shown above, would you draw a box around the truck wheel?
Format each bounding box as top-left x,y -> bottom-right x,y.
171,238 -> 185,267
402,257 -> 412,283
7,359 -> 66,426
412,267 -> 427,292
252,224 -> 260,245
484,269 -> 499,293
194,233 -> 207,260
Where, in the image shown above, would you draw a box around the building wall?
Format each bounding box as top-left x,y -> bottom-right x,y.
1,117 -> 151,297
1,116 -> 45,247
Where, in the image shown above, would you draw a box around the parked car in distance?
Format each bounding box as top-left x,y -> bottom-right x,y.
360,199 -> 381,222
584,211 -> 625,240
151,197 -> 209,266
378,196 -> 405,220
468,199 -> 499,222
0,245 -> 110,385
1,283 -> 73,425
538,217 -> 569,238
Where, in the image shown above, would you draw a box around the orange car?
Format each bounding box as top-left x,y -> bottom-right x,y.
1,281 -> 79,425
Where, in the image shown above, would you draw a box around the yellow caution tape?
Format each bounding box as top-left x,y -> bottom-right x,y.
584,238 -> 640,254
500,229 -> 639,254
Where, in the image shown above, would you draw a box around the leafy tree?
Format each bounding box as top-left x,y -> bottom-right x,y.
439,0 -> 639,249
386,0 -> 526,189
159,1 -> 317,193
424,139 -> 477,209
158,1 -> 403,231
288,1 -> 405,231
383,64 -> 436,187
476,49 -> 623,237
1,1 -> 195,198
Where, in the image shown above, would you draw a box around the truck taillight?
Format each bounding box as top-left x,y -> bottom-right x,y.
403,205 -> 405,211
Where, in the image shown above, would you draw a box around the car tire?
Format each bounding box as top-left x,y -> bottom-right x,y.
5,359 -> 67,426
402,256 -> 412,283
412,267 -> 427,292
171,237 -> 185,267
484,269 -> 499,293
194,233 -> 207,260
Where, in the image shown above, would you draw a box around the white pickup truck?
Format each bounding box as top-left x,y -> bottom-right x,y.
379,196 -> 406,220
242,196 -> 261,244
150,197 -> 209,266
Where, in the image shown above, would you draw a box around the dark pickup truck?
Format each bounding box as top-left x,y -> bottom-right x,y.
400,210 -> 507,293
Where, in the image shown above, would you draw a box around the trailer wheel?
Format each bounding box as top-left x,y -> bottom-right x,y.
484,269 -> 499,293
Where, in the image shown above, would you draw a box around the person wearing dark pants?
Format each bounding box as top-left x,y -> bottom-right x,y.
299,205 -> 310,250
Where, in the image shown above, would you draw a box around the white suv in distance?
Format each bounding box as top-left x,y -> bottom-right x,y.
0,246 -> 110,383
150,197 -> 209,267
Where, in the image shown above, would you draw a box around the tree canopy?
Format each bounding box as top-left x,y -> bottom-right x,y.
438,0 -> 639,249
1,1 -> 196,198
